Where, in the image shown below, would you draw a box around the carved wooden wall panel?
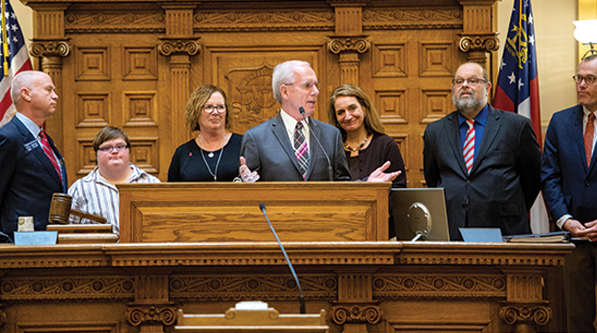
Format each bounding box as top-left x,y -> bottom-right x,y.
25,0 -> 497,186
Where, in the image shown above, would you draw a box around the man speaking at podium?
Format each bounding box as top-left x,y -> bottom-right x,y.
0,71 -> 67,242
239,60 -> 399,183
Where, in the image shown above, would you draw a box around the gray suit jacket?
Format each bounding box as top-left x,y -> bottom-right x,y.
241,113 -> 351,181
423,105 -> 542,240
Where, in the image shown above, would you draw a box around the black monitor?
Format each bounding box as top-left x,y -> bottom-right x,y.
390,188 -> 450,242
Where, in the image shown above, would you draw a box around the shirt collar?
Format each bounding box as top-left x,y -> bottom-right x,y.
279,108 -> 309,131
583,105 -> 596,119
458,104 -> 489,127
15,112 -> 42,138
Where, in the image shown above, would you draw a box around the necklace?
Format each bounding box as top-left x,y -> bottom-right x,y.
198,133 -> 228,181
344,135 -> 370,152
198,133 -> 227,158
200,146 -> 224,181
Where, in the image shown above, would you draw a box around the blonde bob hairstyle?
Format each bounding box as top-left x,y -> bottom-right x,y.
328,84 -> 386,142
185,84 -> 232,131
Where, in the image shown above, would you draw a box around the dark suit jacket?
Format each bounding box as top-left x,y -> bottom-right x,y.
423,105 -> 542,240
240,113 -> 351,181
0,115 -> 67,242
542,104 -> 597,224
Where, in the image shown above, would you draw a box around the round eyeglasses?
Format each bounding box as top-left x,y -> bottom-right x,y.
202,104 -> 226,114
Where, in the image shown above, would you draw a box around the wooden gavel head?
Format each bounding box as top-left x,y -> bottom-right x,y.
49,192 -> 107,224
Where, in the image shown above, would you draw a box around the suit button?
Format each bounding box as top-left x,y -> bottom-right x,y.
586,182 -> 591,187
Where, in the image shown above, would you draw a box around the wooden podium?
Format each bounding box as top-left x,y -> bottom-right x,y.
117,182 -> 391,243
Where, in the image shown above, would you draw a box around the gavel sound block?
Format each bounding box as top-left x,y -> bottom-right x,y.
47,193 -> 118,244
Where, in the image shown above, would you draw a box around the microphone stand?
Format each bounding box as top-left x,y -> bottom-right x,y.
299,106 -> 334,181
259,203 -> 306,314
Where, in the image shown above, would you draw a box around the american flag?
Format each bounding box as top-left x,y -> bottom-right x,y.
0,0 -> 32,127
493,0 -> 548,233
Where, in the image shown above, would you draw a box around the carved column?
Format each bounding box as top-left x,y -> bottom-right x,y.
27,4 -> 70,151
499,269 -> 553,333
330,270 -> 382,333
327,1 -> 371,86
158,5 -> 200,148
457,0 -> 500,69
126,274 -> 176,332
328,37 -> 371,86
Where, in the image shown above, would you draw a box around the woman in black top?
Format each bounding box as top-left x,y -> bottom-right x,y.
168,84 -> 242,182
328,84 -> 407,238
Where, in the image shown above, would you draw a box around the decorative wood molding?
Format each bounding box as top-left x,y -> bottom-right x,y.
362,7 -> 463,30
30,40 -> 71,58
65,12 -> 166,33
397,243 -> 568,267
125,305 -> 177,326
458,33 -> 500,53
373,273 -> 506,298
499,304 -> 552,326
330,303 -> 383,325
169,274 -> 337,301
194,10 -> 334,31
0,276 -> 135,301
157,39 -> 201,56
328,36 -> 370,54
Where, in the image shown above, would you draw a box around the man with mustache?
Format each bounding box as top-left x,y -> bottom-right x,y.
0,71 -> 67,242
423,62 -> 541,240
541,54 -> 597,332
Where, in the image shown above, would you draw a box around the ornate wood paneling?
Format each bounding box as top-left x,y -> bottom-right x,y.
0,242 -> 571,332
24,0 -> 498,188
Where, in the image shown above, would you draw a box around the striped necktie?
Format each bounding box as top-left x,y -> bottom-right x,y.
293,122 -> 309,179
463,119 -> 475,174
40,130 -> 62,182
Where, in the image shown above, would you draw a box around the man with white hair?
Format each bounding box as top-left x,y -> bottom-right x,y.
423,62 -> 542,240
239,60 -> 400,182
0,71 -> 66,242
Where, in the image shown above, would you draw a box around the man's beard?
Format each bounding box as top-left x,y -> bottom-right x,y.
452,87 -> 487,117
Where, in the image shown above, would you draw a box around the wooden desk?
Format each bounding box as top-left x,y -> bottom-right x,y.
118,182 -> 391,243
0,241 -> 572,333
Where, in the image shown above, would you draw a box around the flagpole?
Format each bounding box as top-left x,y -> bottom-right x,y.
1,0 -> 8,76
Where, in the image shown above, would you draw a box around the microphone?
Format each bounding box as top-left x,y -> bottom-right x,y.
299,106 -> 334,181
259,203 -> 305,314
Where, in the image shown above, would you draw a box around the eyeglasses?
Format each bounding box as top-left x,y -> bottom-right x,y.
452,78 -> 487,86
202,104 -> 226,114
285,81 -> 320,90
98,144 -> 128,153
573,75 -> 597,85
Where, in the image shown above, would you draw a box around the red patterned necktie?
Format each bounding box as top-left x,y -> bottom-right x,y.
40,130 -> 62,182
585,112 -> 595,167
463,119 -> 475,174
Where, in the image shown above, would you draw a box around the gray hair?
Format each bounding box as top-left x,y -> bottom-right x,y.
272,60 -> 311,104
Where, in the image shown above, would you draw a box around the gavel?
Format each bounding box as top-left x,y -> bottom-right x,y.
49,193 -> 108,224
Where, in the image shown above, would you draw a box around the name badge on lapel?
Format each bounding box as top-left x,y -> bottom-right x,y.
24,140 -> 39,152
